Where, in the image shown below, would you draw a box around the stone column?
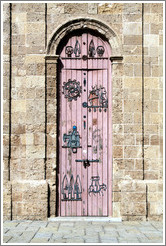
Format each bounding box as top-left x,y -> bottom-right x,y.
3,3 -> 12,220
110,56 -> 124,218
45,55 -> 59,217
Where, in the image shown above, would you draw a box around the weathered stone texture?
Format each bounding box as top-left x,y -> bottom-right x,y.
144,2 -> 163,190
12,181 -> 48,220
98,3 -> 122,14
3,183 -> 11,220
3,2 -> 163,221
3,4 -> 10,186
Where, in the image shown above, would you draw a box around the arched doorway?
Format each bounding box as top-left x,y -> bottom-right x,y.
45,18 -> 123,218
57,30 -> 112,216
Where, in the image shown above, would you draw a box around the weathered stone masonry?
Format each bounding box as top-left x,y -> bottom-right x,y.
3,3 -> 163,220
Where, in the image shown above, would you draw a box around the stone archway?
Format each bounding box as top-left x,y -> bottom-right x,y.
46,17 -> 122,57
45,18 -> 123,217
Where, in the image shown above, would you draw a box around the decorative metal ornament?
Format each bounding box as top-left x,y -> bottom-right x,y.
65,46 -> 73,57
89,39 -> 96,57
63,126 -> 81,153
74,175 -> 82,200
74,40 -> 81,57
89,85 -> 108,108
96,46 -> 105,57
62,79 -> 82,101
88,176 -> 107,196
61,174 -> 82,201
82,55 -> 88,61
82,85 -> 108,112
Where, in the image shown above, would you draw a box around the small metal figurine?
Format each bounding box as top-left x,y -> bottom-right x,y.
89,39 -> 96,57
88,176 -> 107,196
74,40 -> 81,57
63,126 -> 81,153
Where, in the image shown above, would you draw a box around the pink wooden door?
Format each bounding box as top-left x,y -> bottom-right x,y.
58,32 -> 112,216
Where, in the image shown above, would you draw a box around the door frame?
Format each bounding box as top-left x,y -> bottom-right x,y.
45,18 -> 123,217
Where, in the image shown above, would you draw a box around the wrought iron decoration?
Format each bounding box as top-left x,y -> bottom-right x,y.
74,40 -> 81,57
65,46 -> 73,57
88,176 -> 107,196
75,159 -> 99,169
63,126 -> 81,153
62,79 -> 82,101
89,39 -> 96,57
96,46 -> 105,57
64,41 -> 105,58
82,85 -> 108,112
61,174 -> 82,201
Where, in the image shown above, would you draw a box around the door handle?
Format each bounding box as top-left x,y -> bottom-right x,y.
75,159 -> 99,168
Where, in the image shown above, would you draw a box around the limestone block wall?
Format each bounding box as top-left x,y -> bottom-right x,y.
3,2 -> 163,220
143,3 -> 163,220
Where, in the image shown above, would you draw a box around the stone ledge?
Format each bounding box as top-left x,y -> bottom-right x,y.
48,217 -> 122,222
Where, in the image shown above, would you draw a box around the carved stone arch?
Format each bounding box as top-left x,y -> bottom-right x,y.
46,18 -> 122,57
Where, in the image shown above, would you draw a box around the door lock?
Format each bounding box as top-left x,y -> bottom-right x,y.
75,159 -> 99,168
84,160 -> 90,169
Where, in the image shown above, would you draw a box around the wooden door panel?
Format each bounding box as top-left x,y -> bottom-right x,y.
59,32 -> 111,216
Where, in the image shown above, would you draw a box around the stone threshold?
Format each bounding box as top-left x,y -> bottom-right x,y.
48,217 -> 122,222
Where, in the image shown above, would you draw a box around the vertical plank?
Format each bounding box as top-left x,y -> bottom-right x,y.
96,37 -> 102,216
97,69 -> 103,216
102,66 -> 108,216
71,35 -> 77,216
66,37 -> 72,216
81,32 -> 88,216
87,69 -> 93,216
77,33 -> 83,216
61,56 -> 67,216
107,56 -> 112,217
92,69 -> 98,216
92,34 -> 98,216
76,68 -> 82,216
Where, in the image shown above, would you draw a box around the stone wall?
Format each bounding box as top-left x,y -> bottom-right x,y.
3,3 -> 163,220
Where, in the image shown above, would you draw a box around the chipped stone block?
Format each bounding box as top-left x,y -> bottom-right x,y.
98,3 -> 122,14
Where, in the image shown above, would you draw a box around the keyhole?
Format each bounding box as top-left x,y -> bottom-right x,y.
83,42 -> 86,45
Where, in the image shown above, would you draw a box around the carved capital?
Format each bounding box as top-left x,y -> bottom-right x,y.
45,55 -> 59,64
110,56 -> 123,64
